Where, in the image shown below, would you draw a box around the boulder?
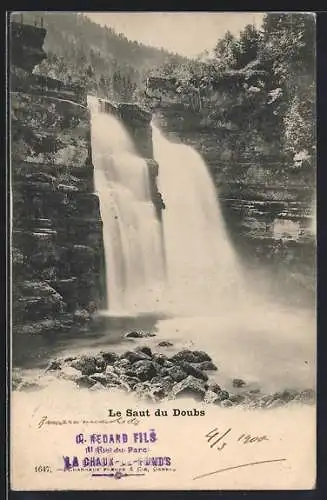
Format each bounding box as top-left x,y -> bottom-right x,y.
121,350 -> 151,364
70,355 -> 98,376
114,358 -> 132,372
171,349 -> 212,364
150,375 -> 174,396
152,353 -> 169,366
100,351 -> 119,364
166,365 -> 188,383
192,350 -> 212,362
132,360 -> 157,382
197,361 -> 218,371
171,375 -> 207,401
120,375 -> 140,390
203,390 -> 219,404
157,341 -> 174,347
136,346 -> 153,358
94,355 -> 106,372
176,361 -> 208,381
214,390 -> 230,402
232,378 -> 246,388
124,330 -> 156,339
170,350 -> 197,363
208,383 -> 222,394
272,389 -> 297,403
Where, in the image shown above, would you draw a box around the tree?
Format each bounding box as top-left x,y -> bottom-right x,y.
213,31 -> 240,69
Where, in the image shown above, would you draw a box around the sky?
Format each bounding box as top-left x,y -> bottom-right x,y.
86,12 -> 265,58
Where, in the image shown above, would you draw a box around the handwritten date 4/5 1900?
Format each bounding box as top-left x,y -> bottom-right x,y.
206,427 -> 269,451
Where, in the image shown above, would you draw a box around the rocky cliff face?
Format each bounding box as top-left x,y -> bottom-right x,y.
11,22 -> 106,340
145,76 -> 316,304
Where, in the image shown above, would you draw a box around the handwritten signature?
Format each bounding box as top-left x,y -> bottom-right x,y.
193,427 -> 286,480
36,415 -> 141,429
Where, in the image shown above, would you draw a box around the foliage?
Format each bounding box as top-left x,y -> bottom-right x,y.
11,11 -> 186,102
154,13 -> 315,173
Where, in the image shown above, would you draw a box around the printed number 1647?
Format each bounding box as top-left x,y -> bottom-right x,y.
35,465 -> 51,473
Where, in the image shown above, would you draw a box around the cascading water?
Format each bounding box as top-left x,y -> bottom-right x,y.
151,124 -> 315,392
152,124 -> 246,315
88,96 -> 165,315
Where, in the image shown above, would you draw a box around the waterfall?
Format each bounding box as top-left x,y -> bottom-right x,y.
152,125 -> 245,315
88,96 -> 165,315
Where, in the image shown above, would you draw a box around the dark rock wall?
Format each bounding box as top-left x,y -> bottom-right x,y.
98,98 -> 165,219
11,22 -> 106,338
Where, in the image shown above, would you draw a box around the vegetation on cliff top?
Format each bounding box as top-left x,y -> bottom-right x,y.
11,12 -> 315,176
153,13 -> 315,174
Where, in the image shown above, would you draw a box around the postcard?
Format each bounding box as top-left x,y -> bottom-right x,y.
9,11 -> 316,491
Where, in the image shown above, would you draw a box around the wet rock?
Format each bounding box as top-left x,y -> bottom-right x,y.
192,350 -> 212,362
45,359 -> 62,371
196,361 -> 218,372
132,360 -> 157,382
166,365 -> 188,382
232,378 -> 246,388
208,383 -> 222,394
272,389 -> 297,403
121,350 -> 152,364
177,361 -> 208,381
229,393 -> 246,404
214,390 -> 230,402
76,375 -> 97,389
64,356 -> 77,363
152,353 -> 169,366
60,365 -> 82,382
171,349 -> 212,364
170,350 -> 198,363
114,359 -> 131,371
171,375 -> 206,401
124,331 -> 156,339
203,390 -> 219,404
266,398 -> 284,409
136,346 -> 153,358
163,359 -> 175,368
100,351 -> 119,364
249,388 -> 261,394
150,375 -> 174,397
120,375 -> 140,390
157,341 -> 174,347
94,355 -> 106,372
70,355 -> 98,376
104,365 -> 121,382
